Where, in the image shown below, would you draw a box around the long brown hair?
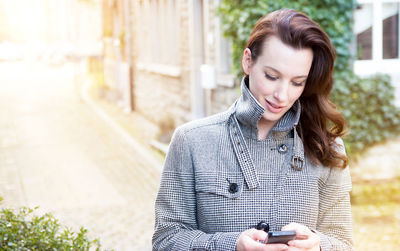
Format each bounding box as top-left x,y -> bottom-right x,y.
244,9 -> 348,168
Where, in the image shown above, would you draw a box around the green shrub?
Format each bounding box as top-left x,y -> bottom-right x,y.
332,71 -> 400,154
217,0 -> 400,156
0,207 -> 103,250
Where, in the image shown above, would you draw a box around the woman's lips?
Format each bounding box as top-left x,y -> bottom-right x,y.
265,99 -> 284,113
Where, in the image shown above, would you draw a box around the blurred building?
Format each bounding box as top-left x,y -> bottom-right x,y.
102,0 -> 133,112
102,0 -> 237,128
354,0 -> 400,105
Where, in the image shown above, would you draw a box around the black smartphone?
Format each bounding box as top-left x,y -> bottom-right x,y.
264,230 -> 296,244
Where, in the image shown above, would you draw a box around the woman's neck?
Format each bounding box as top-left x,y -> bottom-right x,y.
257,119 -> 277,140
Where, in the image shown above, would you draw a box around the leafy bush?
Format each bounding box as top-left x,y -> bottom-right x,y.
217,0 -> 400,156
0,207 -> 103,250
332,72 -> 400,154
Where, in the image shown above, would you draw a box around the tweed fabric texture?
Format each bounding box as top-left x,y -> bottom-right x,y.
153,79 -> 353,251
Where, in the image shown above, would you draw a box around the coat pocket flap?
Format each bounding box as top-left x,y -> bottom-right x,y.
195,172 -> 244,199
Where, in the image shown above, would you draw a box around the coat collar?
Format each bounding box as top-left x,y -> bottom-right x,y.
234,77 -> 301,140
228,77 -> 305,190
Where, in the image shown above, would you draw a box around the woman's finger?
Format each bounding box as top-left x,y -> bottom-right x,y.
237,229 -> 289,251
287,247 -> 302,251
282,222 -> 311,235
249,241 -> 289,251
247,228 -> 268,242
288,237 -> 318,249
281,223 -> 320,249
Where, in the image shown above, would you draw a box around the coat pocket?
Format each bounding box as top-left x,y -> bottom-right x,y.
195,172 -> 244,199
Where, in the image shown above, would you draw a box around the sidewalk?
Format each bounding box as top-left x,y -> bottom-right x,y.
0,61 -> 164,251
71,67 -> 167,250
79,72 -> 165,169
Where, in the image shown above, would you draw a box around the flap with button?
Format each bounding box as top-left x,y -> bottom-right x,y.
195,172 -> 244,199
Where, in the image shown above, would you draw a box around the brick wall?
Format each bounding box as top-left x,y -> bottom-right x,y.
130,0 -> 191,127
211,86 -> 241,114
129,0 -> 239,128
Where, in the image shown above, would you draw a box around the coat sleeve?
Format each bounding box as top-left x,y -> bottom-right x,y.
152,127 -> 241,251
316,138 -> 353,251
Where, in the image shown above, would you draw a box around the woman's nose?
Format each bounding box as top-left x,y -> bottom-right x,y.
273,82 -> 289,103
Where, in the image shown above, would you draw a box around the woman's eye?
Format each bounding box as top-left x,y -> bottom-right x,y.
265,73 -> 277,81
292,81 -> 304,87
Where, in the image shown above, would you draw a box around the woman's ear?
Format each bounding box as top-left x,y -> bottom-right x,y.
242,48 -> 252,75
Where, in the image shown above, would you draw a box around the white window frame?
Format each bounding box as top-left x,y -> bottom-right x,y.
136,0 -> 181,77
354,0 -> 400,75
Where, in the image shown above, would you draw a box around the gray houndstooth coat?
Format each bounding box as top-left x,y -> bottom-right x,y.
153,78 -> 353,251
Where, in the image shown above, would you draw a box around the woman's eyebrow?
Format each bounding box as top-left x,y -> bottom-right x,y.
263,66 -> 280,74
263,65 -> 308,79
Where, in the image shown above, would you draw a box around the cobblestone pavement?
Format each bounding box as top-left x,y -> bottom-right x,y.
0,61 -> 162,250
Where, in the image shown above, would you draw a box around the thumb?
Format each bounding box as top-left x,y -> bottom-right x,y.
248,229 -> 268,242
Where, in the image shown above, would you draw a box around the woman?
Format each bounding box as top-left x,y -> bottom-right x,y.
153,9 -> 353,251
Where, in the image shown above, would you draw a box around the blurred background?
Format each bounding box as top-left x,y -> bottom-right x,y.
0,0 -> 399,250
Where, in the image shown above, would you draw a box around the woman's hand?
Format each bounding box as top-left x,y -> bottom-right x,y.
281,223 -> 320,251
236,229 -> 289,251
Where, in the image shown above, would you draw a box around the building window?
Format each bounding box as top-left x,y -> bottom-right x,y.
355,0 -> 400,61
137,0 -> 179,66
355,3 -> 373,60
382,2 -> 399,59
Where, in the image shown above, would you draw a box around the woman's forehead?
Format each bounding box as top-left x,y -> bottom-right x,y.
257,36 -> 313,77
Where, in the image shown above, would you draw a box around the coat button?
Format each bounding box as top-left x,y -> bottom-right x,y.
278,144 -> 288,154
228,183 -> 239,193
256,221 -> 269,232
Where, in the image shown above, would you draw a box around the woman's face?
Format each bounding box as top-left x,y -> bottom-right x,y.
242,36 -> 313,127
